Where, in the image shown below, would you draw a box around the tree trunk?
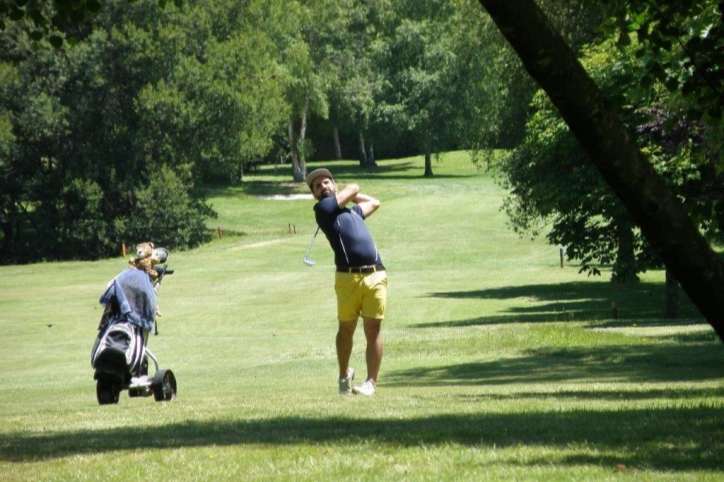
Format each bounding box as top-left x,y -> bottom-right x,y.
665,268 -> 680,319
235,161 -> 243,183
298,99 -> 309,178
424,147 -> 433,177
1,210 -> 15,261
333,125 -> 342,160
368,141 -> 376,167
359,133 -> 377,169
477,0 -> 724,341
612,221 -> 639,284
287,118 -> 302,181
288,98 -> 309,182
358,130 -> 367,167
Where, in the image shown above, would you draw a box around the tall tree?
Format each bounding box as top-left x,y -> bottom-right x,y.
476,0 -> 724,341
0,0 -> 294,261
273,0 -> 334,182
324,0 -> 390,167
373,0 -> 488,175
134,0 -> 288,183
493,1 -> 724,310
496,38 -> 659,284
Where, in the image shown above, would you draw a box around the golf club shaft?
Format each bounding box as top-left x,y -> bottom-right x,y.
304,227 -> 320,259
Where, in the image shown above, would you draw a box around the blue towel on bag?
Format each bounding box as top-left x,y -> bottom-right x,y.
99,269 -> 157,332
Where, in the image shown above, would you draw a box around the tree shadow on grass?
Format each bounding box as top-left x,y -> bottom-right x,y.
418,280 -> 702,327
205,181 -> 305,198
206,161 -> 474,199
305,160 -> 472,181
202,161 -> 478,206
385,343 -> 724,387
457,385 -> 724,402
3,341 -> 723,471
1,407 -> 722,472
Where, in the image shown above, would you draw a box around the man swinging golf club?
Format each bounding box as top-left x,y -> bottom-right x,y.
306,168 -> 387,396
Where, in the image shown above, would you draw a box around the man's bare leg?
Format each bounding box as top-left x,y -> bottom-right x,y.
362,317 -> 382,384
336,319 -> 357,378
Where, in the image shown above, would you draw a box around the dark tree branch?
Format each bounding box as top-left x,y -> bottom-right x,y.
477,0 -> 724,341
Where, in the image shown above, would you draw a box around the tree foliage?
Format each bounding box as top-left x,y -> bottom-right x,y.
601,0 -> 724,122
478,0 -> 724,341
5,0 -> 721,278
494,1 -> 724,284
497,39 -> 655,282
0,0 -> 182,47
1,0 -> 302,262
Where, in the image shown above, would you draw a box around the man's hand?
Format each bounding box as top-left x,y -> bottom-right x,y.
354,193 -> 380,218
335,183 -> 360,207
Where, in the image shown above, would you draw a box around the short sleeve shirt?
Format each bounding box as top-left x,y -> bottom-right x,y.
314,195 -> 382,269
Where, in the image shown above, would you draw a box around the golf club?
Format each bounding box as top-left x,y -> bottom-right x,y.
303,227 -> 320,266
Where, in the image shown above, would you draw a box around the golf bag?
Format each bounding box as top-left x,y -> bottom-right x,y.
91,253 -> 177,405
91,313 -> 148,385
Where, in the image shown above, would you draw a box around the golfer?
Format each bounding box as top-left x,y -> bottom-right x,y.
306,168 -> 387,396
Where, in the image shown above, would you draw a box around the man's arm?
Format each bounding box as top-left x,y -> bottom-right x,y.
336,183 -> 380,218
335,183 -> 359,207
354,193 -> 380,218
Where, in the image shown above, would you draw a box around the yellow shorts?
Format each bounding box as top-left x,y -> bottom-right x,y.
334,270 -> 388,321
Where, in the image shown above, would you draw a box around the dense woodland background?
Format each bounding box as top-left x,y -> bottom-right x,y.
1,0 -> 722,285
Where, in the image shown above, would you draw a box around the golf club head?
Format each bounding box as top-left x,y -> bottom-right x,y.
303,257 -> 315,266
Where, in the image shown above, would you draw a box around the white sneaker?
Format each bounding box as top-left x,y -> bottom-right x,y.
352,380 -> 376,396
338,368 -> 355,395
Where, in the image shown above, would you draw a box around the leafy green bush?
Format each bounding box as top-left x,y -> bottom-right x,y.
119,164 -> 216,252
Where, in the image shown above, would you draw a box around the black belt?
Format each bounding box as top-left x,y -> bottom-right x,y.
337,264 -> 385,274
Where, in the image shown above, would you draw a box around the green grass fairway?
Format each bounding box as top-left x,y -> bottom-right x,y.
1,152 -> 723,481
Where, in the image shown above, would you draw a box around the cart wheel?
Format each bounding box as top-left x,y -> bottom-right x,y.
152,369 -> 177,402
97,381 -> 120,405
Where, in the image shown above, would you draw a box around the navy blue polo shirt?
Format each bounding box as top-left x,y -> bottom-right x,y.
314,195 -> 382,269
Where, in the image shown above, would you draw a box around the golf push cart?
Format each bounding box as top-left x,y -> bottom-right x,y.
90,247 -> 177,405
